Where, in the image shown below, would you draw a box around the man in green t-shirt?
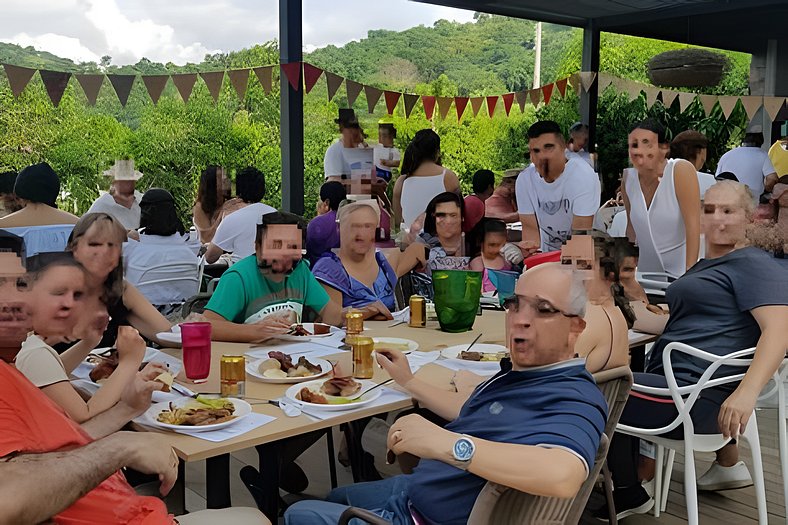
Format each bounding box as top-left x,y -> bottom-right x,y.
204,211 -> 342,342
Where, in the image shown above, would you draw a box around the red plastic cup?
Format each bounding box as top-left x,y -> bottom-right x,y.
181,322 -> 212,382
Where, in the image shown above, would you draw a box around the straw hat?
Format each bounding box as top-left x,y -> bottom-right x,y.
103,159 -> 143,181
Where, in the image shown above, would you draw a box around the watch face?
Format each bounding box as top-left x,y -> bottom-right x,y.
453,437 -> 474,462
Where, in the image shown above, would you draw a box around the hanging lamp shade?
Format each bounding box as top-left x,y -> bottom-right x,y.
647,49 -> 728,88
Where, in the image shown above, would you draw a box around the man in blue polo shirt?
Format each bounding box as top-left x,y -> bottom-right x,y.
284,263 -> 608,525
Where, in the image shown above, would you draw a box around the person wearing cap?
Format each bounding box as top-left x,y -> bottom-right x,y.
373,123 -> 401,184
123,189 -> 200,310
86,160 -> 144,231
0,162 -> 79,228
324,108 -> 367,180
0,170 -> 22,218
205,167 -> 276,265
485,169 -> 519,223
312,200 -> 400,320
566,122 -> 594,169
306,181 -> 346,265
715,130 -> 778,202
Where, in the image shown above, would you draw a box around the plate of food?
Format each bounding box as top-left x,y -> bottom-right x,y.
285,377 -> 382,411
440,344 -> 509,371
372,337 -> 419,354
246,351 -> 331,383
273,323 -> 340,342
143,396 -> 251,432
76,347 -> 182,384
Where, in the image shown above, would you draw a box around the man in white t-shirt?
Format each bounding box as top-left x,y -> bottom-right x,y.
715,132 -> 778,201
372,123 -> 401,184
516,120 -> 601,253
205,167 -> 275,264
87,160 -> 143,230
324,109 -> 366,180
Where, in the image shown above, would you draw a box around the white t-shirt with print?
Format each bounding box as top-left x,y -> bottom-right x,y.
516,156 -> 601,252
211,202 -> 276,263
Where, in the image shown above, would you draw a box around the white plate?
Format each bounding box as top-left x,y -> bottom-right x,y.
246,357 -> 332,384
372,337 -> 419,354
285,378 -> 383,411
142,397 -> 251,432
440,343 -> 508,371
272,323 -> 341,342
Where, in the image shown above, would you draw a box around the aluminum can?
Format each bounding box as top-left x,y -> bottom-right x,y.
345,308 -> 365,335
409,295 -> 426,327
220,355 -> 246,398
351,336 -> 375,379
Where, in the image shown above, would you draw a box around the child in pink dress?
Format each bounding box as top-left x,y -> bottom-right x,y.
469,219 -> 512,293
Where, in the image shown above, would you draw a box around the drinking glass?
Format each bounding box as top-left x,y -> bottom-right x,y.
432,270 -> 483,333
181,322 -> 212,382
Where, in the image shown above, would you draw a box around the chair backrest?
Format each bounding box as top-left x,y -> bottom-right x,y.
2,224 -> 74,257
467,368 -> 631,525
132,260 -> 201,305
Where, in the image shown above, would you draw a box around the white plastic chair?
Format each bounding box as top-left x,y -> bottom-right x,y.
132,258 -> 202,307
617,343 -> 767,525
758,360 -> 788,524
636,271 -> 676,299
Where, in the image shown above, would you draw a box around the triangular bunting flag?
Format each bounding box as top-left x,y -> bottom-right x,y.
661,90 -> 678,108
740,96 -> 762,119
141,74 -> 168,104
624,82 -> 642,102
644,87 -> 660,109
253,66 -> 273,94
486,96 -> 499,117
107,74 -> 135,106
364,85 -> 382,113
455,97 -> 469,121
579,71 -> 597,91
597,73 -> 614,90
555,78 -> 568,98
200,71 -> 224,102
678,92 -> 696,113
280,62 -> 301,91
470,96 -> 484,117
567,73 -> 580,94
541,84 -> 554,105
303,63 -> 323,94
3,64 -> 36,98
384,91 -> 401,115
39,70 -> 71,107
764,96 -> 786,121
436,96 -> 453,119
422,95 -> 436,120
718,96 -> 739,119
227,69 -> 250,100
75,74 -> 105,105
403,93 -> 419,118
325,71 -> 343,102
346,80 -> 363,106
699,94 -> 717,115
515,90 -> 528,112
502,93 -> 515,115
171,73 -> 198,102
529,88 -> 541,106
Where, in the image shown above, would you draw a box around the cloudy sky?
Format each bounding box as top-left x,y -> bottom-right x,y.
1,0 -> 476,65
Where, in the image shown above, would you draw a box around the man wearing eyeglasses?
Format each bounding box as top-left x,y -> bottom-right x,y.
284,263 -> 608,525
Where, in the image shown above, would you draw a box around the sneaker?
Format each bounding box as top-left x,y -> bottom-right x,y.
593,485 -> 654,522
697,461 -> 753,491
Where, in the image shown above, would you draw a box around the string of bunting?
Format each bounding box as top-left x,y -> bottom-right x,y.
3,62 -> 787,122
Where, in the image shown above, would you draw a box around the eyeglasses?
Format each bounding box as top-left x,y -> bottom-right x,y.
502,294 -> 578,318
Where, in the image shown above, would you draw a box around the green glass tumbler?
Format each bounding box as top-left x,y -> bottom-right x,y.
432,269 -> 483,333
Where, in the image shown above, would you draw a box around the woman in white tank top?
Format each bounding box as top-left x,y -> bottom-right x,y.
623,120 -> 701,277
393,129 -> 460,231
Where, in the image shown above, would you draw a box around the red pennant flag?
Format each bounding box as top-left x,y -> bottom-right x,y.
455,97 -> 469,121
502,93 -> 515,116
39,70 -> 71,107
141,74 -> 168,104
303,63 -> 323,94
384,91 -> 401,115
541,84 -> 555,105
556,78 -> 568,98
403,93 -> 419,118
422,95 -> 436,120
280,62 -> 301,91
486,95 -> 498,117
3,64 -> 36,98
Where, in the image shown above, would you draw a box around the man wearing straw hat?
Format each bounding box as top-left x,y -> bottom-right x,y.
86,160 -> 144,230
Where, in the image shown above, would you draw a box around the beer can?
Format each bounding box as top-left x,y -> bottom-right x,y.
345,308 -> 365,335
409,295 -> 426,327
351,336 -> 375,379
220,355 -> 246,398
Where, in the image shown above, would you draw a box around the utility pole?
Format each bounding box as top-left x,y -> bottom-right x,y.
533,22 -> 542,89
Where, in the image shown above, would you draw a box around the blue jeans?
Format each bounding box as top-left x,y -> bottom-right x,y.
284,476 -> 413,525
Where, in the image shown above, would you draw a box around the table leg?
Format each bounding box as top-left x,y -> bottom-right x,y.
205,454 -> 231,508
326,428 -> 338,489
255,442 -> 282,521
630,344 -> 646,373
